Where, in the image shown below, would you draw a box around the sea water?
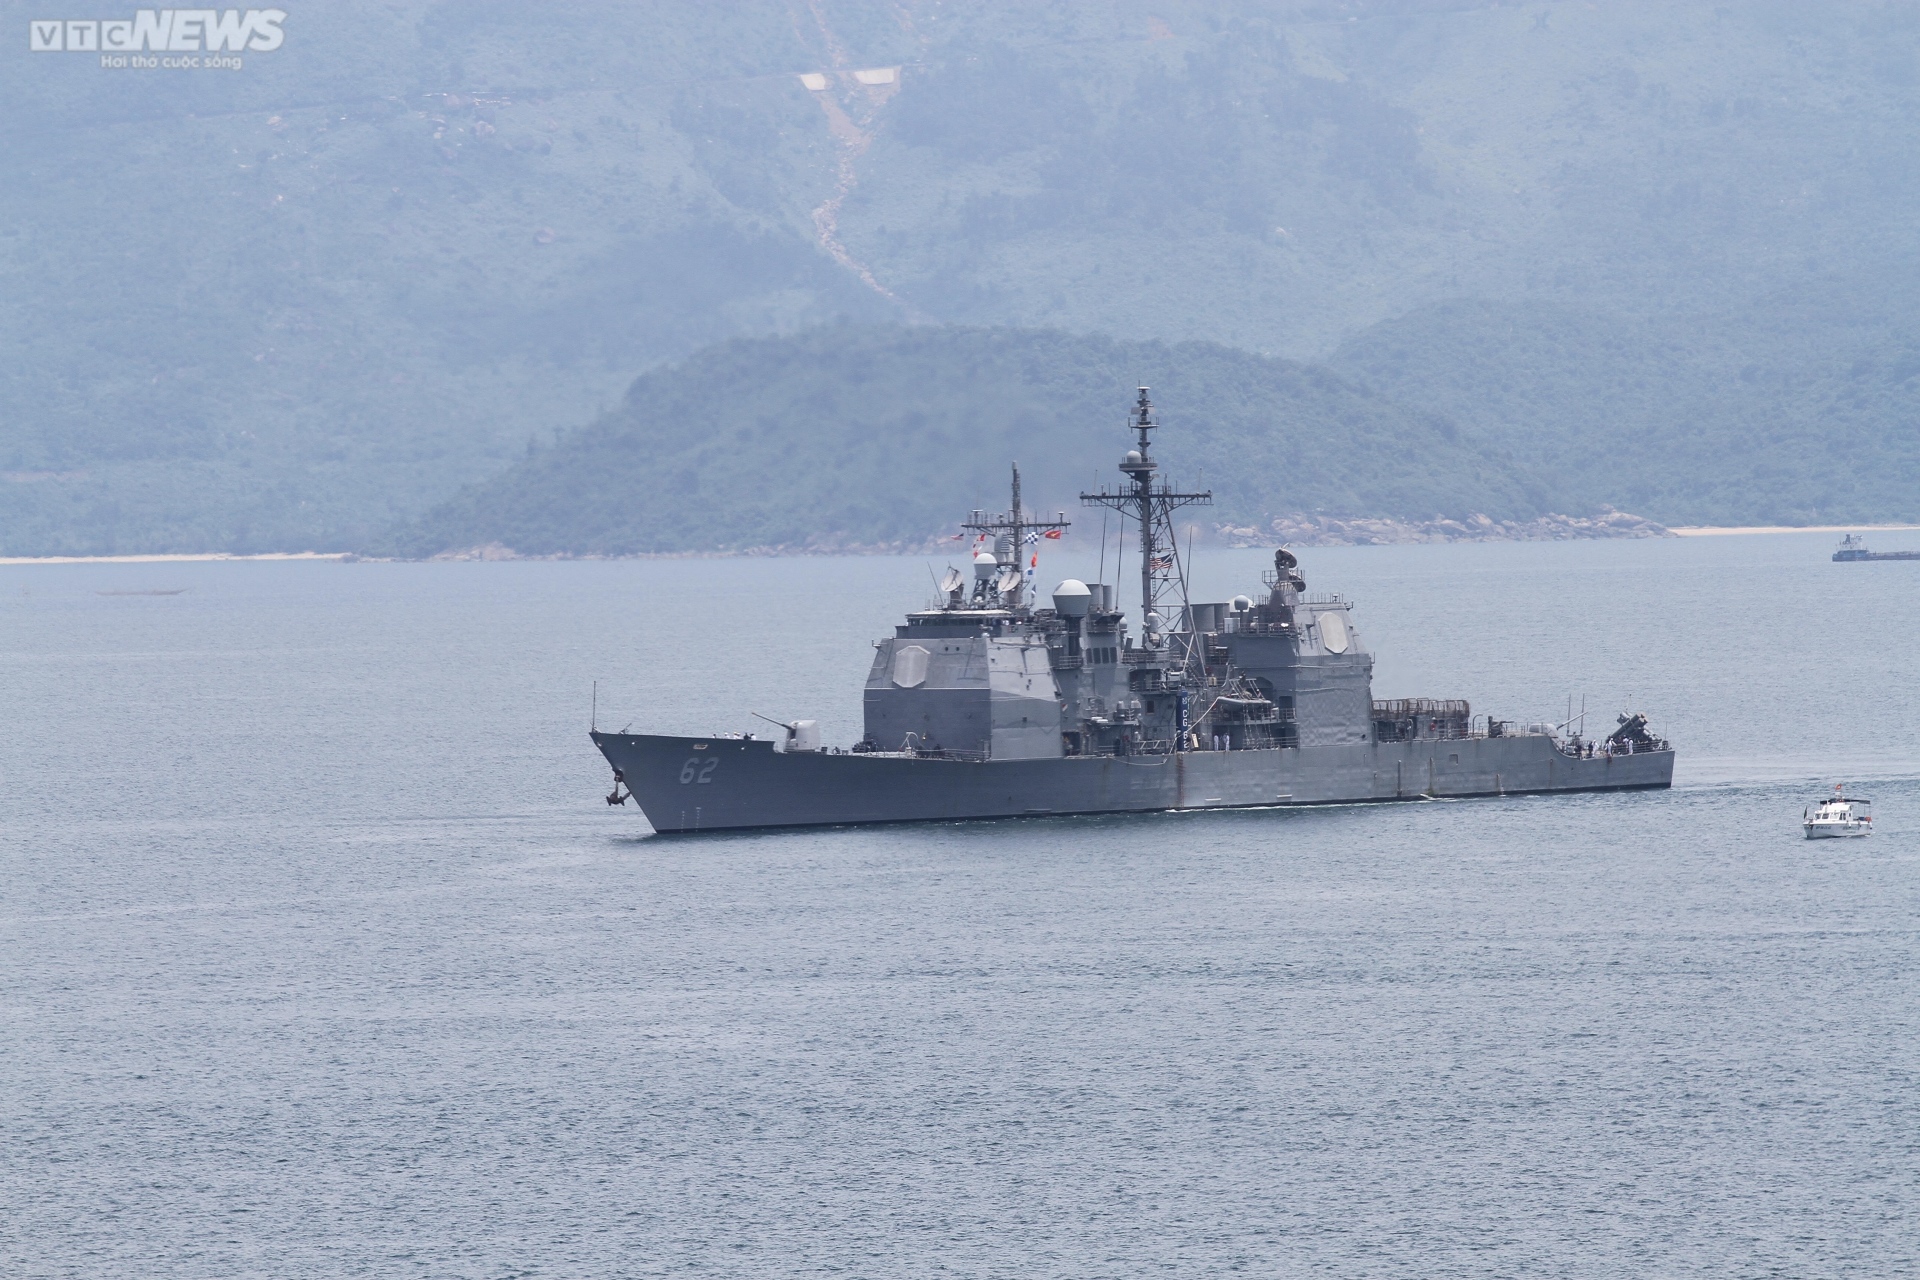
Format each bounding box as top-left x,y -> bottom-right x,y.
3,533 -> 1916,1277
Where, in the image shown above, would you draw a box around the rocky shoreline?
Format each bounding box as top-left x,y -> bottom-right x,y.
420,510 -> 1672,561
1217,509 -> 1672,547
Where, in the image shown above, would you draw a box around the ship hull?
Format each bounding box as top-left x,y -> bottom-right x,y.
592,731 -> 1675,834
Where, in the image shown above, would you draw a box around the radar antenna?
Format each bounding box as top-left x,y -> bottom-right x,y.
960,463 -> 1070,609
1079,388 -> 1211,642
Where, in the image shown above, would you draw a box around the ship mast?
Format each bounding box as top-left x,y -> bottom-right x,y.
1080,388 -> 1211,643
961,463 -> 1070,609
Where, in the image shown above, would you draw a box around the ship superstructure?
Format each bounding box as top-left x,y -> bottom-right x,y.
593,389 -> 1674,833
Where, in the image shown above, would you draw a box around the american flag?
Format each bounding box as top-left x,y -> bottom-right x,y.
1148,555 -> 1174,571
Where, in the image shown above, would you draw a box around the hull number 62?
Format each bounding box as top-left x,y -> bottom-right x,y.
679,758 -> 718,784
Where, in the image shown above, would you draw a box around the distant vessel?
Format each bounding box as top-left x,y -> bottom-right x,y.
1804,785 -> 1871,838
593,388 -> 1674,833
1833,534 -> 1920,562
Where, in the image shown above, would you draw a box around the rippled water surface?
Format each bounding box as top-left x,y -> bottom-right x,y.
4,533 -> 1917,1277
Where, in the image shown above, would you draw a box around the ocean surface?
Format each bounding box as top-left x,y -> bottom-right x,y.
4,532 -> 1917,1277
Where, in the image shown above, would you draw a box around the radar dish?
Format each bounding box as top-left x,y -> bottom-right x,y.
939,567 -> 964,594
995,568 -> 1023,595
1274,548 -> 1299,570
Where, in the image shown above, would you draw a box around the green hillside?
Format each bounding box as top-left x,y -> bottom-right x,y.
1329,274 -> 1920,525
5,2 -> 1920,552
378,326 -> 1545,556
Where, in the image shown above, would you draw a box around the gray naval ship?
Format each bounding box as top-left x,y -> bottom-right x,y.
594,389 -> 1673,833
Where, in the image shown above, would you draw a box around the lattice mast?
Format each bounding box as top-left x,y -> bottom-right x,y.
1079,388 -> 1211,642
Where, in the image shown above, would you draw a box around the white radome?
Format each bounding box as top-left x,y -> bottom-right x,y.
1052,579 -> 1092,617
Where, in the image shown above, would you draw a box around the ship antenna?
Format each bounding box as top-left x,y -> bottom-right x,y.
1097,508 -> 1108,590
1132,388 -> 1157,630
959,459 -> 1069,612
1011,462 -> 1024,606
1080,386 -> 1210,643
1011,463 -> 1021,553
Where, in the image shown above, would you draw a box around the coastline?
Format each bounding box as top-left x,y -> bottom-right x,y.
5,524 -> 1918,565
1668,523 -> 1920,537
0,551 -> 352,566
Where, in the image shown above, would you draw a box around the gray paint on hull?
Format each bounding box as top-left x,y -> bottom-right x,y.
593,732 -> 1674,834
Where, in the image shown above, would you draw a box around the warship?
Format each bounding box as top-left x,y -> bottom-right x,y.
593,389 -> 1674,833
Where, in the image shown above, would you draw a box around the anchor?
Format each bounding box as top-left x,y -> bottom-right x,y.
605,769 -> 630,807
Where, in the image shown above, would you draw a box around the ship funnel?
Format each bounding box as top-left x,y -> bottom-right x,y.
1052,579 -> 1092,617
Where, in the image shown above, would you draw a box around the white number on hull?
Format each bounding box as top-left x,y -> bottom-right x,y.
679,758 -> 719,784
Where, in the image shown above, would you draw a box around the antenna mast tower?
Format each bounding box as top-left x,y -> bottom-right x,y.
1080,388 -> 1211,641
961,463 -> 1070,608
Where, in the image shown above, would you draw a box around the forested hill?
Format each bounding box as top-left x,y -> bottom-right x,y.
377,327 -> 1545,557
1329,276 -> 1920,527
7,2 -> 1920,553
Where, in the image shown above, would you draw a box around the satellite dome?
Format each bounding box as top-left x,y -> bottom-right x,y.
973,548 -> 999,579
1052,579 -> 1092,617
1231,594 -> 1254,612
1121,449 -> 1145,468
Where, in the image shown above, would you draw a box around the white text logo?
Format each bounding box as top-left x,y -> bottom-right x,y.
30,10 -> 286,53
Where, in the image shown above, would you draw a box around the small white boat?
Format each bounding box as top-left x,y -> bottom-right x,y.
1804,785 -> 1871,839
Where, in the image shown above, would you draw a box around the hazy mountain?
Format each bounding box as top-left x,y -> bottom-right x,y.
1330,272 -> 1920,525
377,326 -> 1544,556
5,2 -> 1920,552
